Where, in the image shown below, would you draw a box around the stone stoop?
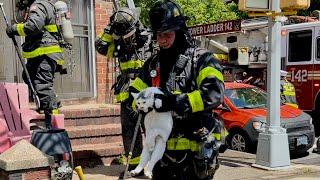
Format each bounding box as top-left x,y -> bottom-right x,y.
60,104 -> 123,167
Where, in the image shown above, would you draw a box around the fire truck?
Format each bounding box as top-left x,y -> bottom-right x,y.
194,17 -> 320,121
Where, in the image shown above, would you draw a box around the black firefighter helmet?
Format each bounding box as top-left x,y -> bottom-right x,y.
16,0 -> 35,10
149,0 -> 187,33
110,7 -> 139,40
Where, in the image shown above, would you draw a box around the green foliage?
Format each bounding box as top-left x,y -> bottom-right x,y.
298,0 -> 320,16
227,2 -> 248,20
119,0 -> 157,25
119,0 -> 240,27
176,0 -> 238,26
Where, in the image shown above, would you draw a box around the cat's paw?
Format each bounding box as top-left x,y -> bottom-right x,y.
154,98 -> 162,109
130,169 -> 142,176
144,170 -> 152,179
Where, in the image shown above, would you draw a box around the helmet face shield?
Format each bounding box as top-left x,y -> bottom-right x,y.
110,7 -> 139,39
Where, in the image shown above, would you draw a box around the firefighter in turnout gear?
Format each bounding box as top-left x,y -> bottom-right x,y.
129,0 -> 225,179
95,7 -> 152,177
6,0 -> 65,129
280,70 -> 298,108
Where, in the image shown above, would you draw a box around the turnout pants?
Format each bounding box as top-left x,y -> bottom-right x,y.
120,101 -> 143,168
23,56 -> 59,111
152,151 -> 214,180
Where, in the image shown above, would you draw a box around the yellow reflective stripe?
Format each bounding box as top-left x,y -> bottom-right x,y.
22,45 -> 63,58
196,67 -> 224,87
190,140 -> 200,152
119,154 -> 140,165
115,92 -> 129,102
283,84 -> 294,91
166,131 -> 229,151
285,103 -> 298,108
173,91 -> 182,95
223,127 -> 229,137
187,90 -> 204,113
55,59 -> 65,65
213,53 -> 228,61
52,109 -> 60,115
120,60 -> 144,71
17,23 -> 26,36
167,138 -> 189,150
132,99 -> 137,111
283,91 -> 295,96
107,43 -> 115,58
44,25 -> 58,32
213,133 -> 221,141
167,138 -> 200,151
99,32 -> 114,42
131,77 -> 148,92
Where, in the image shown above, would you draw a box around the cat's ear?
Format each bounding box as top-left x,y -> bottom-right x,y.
131,92 -> 139,99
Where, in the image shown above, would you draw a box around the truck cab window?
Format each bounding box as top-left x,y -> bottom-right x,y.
288,30 -> 312,62
317,38 -> 320,60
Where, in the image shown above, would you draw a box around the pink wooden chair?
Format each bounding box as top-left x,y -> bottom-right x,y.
0,82 -> 64,153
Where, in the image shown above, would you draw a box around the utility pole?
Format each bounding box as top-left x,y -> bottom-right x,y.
253,0 -> 290,169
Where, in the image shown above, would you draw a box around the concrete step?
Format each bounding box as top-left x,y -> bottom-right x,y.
64,116 -> 120,127
66,124 -> 122,146
66,124 -> 121,138
61,104 -> 120,127
60,104 -> 120,119
72,142 -> 123,167
56,104 -> 124,167
71,135 -> 123,147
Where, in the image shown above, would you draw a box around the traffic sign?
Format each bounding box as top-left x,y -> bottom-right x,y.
239,0 -> 270,11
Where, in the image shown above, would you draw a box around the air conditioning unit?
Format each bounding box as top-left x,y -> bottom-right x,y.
228,47 -> 249,65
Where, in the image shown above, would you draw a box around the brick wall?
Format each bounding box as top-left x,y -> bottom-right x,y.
0,168 -> 51,180
94,0 -> 116,104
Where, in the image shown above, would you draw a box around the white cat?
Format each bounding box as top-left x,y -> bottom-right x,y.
130,87 -> 173,178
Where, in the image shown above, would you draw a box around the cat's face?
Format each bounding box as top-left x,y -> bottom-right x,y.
132,90 -> 155,113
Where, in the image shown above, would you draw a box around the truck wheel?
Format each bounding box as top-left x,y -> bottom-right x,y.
229,130 -> 252,152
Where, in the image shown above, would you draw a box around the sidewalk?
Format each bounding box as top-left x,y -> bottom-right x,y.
72,150 -> 320,180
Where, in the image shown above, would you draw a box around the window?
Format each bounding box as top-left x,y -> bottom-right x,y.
288,30 -> 312,62
317,38 -> 320,60
225,88 -> 268,108
54,0 -> 94,99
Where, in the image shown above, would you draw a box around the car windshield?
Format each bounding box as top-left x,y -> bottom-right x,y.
225,87 -> 268,109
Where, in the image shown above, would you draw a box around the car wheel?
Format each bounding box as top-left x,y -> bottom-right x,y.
229,130 -> 252,152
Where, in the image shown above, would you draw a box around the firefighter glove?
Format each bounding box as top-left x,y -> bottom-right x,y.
154,88 -> 176,112
104,25 -> 113,35
6,25 -> 15,38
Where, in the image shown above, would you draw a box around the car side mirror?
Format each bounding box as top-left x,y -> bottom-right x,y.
216,103 -> 231,112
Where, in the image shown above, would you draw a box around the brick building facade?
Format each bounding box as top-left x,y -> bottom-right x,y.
95,0 -> 115,104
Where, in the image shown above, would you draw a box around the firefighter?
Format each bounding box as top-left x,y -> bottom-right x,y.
280,70 -> 298,108
6,0 -> 65,129
95,7 -> 152,178
129,0 -> 225,179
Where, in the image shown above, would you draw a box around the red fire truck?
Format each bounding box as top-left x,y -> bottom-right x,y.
194,17 -> 320,122
282,21 -> 320,118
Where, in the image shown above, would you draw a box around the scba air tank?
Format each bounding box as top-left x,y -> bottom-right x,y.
54,1 -> 74,43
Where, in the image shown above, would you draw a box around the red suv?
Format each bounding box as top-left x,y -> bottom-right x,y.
216,82 -> 315,154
